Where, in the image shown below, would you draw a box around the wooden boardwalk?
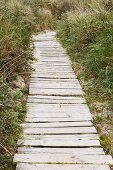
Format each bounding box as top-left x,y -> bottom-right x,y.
14,32 -> 113,170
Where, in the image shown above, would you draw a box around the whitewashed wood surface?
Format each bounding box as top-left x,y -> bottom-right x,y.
14,31 -> 113,170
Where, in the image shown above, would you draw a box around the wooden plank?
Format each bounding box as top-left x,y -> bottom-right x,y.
34,42 -> 59,45
38,46 -> 63,48
38,44 -> 62,48
37,42 -> 60,44
29,85 -> 81,89
29,83 -> 81,89
31,71 -> 75,76
32,68 -> 74,72
38,52 -> 67,55
17,139 -> 100,147
23,127 -> 97,135
29,88 -> 84,96
16,164 -> 111,170
34,39 -> 55,42
40,52 -> 67,54
26,112 -> 71,118
33,70 -> 74,73
26,111 -> 91,118
38,59 -> 71,63
21,134 -> 99,140
21,122 -> 92,128
34,62 -> 72,66
30,78 -> 79,83
27,103 -> 89,108
37,60 -> 71,63
27,99 -> 85,104
25,117 -> 92,122
27,104 -> 90,115
22,121 -> 92,128
39,48 -> 66,51
38,53 -> 67,56
18,147 -> 105,155
28,95 -> 85,100
26,113 -> 91,118
32,66 -> 73,69
32,68 -> 74,71
30,74 -> 76,79
28,96 -> 86,104
37,56 -> 68,59
37,53 -> 68,56
29,86 -> 81,90
14,153 -> 113,164
34,66 -> 73,70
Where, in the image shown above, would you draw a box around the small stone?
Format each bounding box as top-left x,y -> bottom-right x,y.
0,103 -> 3,112
14,76 -> 26,89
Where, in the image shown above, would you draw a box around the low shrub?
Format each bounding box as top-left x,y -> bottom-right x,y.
57,3 -> 113,84
0,0 -> 34,169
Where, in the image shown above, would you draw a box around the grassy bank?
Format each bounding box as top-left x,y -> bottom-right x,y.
57,0 -> 113,157
0,0 -> 34,169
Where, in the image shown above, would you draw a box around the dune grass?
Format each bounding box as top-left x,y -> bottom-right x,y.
57,0 -> 113,157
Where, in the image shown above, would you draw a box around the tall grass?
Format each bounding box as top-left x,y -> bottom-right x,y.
0,0 -> 34,80
0,1 -> 35,169
57,0 -> 113,156
57,0 -> 113,86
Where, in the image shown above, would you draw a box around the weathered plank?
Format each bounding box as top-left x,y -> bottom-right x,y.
26,112 -> 90,118
31,72 -> 75,76
17,139 -> 100,147
28,95 -> 85,100
28,95 -> 86,104
25,117 -> 92,122
31,73 -> 76,79
34,55 -> 69,59
34,67 -> 73,71
18,134 -> 100,147
16,164 -> 110,170
21,134 -> 99,140
18,147 -> 105,155
35,61 -> 72,65
21,121 -> 92,128
27,112 -> 72,118
23,127 -> 97,135
29,88 -> 84,96
14,153 -> 113,164
30,78 -> 79,83
29,83 -> 81,89
27,104 -> 90,116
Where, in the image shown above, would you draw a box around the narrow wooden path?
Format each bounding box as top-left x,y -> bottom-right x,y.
14,32 -> 113,170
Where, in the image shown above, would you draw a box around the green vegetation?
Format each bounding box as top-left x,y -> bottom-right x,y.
57,0 -> 113,157
0,0 -> 33,169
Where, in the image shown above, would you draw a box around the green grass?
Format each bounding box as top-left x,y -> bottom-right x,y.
57,0 -> 113,157
0,0 -> 33,169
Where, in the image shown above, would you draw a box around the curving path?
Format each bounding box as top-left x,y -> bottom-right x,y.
14,32 -> 113,170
